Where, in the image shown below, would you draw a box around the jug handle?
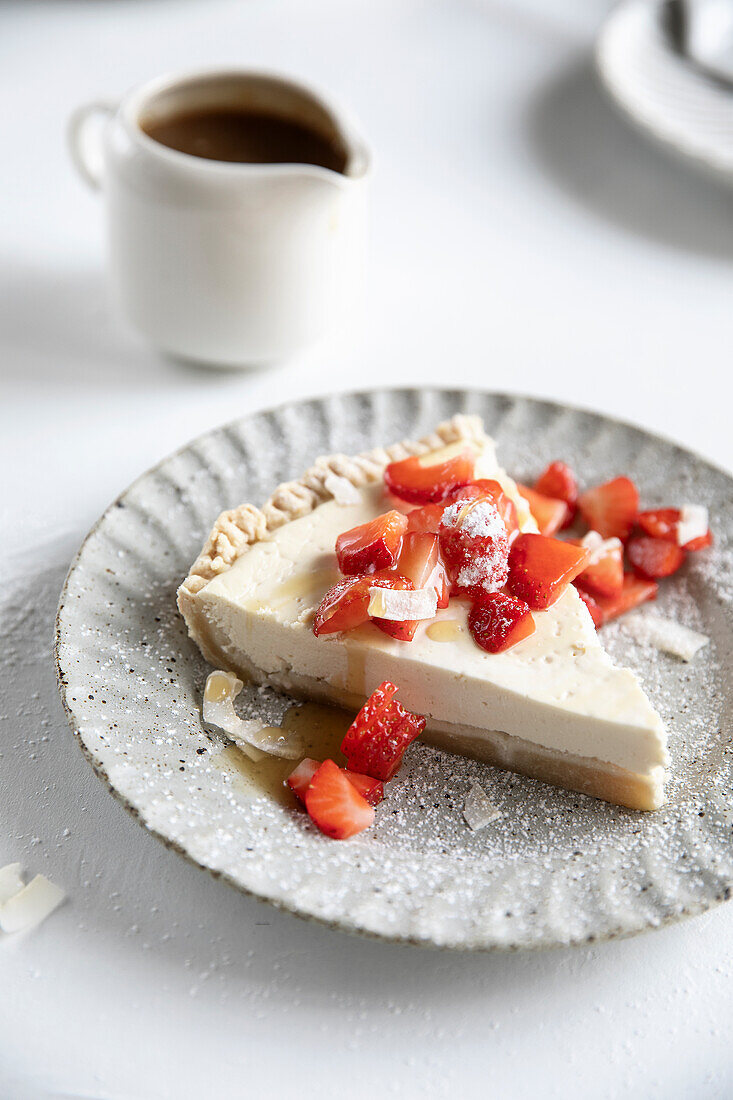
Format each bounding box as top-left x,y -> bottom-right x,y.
68,100 -> 117,191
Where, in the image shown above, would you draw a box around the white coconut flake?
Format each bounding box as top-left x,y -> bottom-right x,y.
620,611 -> 710,662
203,670 -> 303,759
580,531 -> 622,565
0,863 -> 24,906
463,782 -> 502,831
324,473 -> 362,506
368,586 -> 438,621
0,874 -> 65,934
677,504 -> 708,546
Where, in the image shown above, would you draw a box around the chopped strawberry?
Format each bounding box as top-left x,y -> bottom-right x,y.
627,536 -> 686,580
384,448 -> 474,504
287,758 -> 384,806
406,503 -> 445,534
341,681 -> 426,781
468,592 -> 535,653
515,483 -> 569,536
575,586 -> 603,628
446,479 -> 519,540
572,533 -> 624,598
336,510 -> 408,575
577,477 -> 639,540
375,532 -> 449,641
637,507 -> 713,551
313,572 -> 412,636
507,533 -> 590,611
304,759 -> 375,840
345,771 -> 385,806
636,508 -> 679,542
287,757 -> 320,801
534,461 -> 578,527
439,495 -> 510,598
594,573 -> 658,622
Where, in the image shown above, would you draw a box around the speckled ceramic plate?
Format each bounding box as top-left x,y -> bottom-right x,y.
596,0 -> 733,181
55,389 -> 733,950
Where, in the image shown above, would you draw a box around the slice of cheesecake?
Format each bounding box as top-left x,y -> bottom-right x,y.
178,415 -> 667,810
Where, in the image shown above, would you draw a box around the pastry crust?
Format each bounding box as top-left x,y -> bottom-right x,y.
178,414 -> 487,606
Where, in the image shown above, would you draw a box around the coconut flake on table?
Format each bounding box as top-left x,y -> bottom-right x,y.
0,863 -> 24,906
0,872 -> 65,934
463,781 -> 502,831
677,504 -> 709,546
324,472 -> 362,506
203,670 -> 304,759
368,586 -> 438,621
619,611 -> 710,662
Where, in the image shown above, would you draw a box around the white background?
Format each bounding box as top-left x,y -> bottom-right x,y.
1,1 -> 732,1097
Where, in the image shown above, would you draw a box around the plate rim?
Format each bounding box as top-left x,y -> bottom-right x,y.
595,0 -> 733,180
54,387 -> 733,951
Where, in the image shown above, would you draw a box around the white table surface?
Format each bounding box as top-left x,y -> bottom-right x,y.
2,1 -> 732,1097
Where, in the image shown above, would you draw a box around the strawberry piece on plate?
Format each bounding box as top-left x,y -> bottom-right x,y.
341,681 -> 426,781
336,510 -> 408,575
507,533 -> 591,611
594,573 -> 658,622
287,758 -> 384,806
637,507 -> 713,551
575,587 -> 604,629
406,503 -> 445,534
439,495 -> 510,598
577,477 -> 639,540
384,447 -> 475,504
534,461 -> 578,527
573,532 -> 624,598
468,592 -> 535,654
636,508 -> 679,542
344,771 -> 385,806
313,572 -> 412,636
515,483 -> 569,536
304,759 -> 376,840
627,536 -> 686,580
446,479 -> 519,540
287,757 -> 320,801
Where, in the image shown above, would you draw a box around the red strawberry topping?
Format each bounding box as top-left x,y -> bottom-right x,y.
406,503 -> 445,534
575,587 -> 604,629
287,757 -> 384,806
341,681 -> 426,781
446,479 -> 519,540
507,533 -> 590,611
468,592 -> 535,654
304,759 -> 375,840
515,483 -> 570,536
534,461 -> 578,526
636,508 -> 679,542
313,572 -> 413,636
577,477 -> 639,540
627,536 -> 686,580
336,510 -> 408,575
637,508 -> 713,551
573,533 -> 624,598
384,449 -> 475,504
439,495 -> 510,598
594,573 -> 658,622
374,532 -> 450,642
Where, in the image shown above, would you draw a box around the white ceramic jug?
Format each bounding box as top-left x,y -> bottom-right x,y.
69,69 -> 371,366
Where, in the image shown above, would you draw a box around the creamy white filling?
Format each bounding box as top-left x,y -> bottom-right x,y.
677,505 -> 708,546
